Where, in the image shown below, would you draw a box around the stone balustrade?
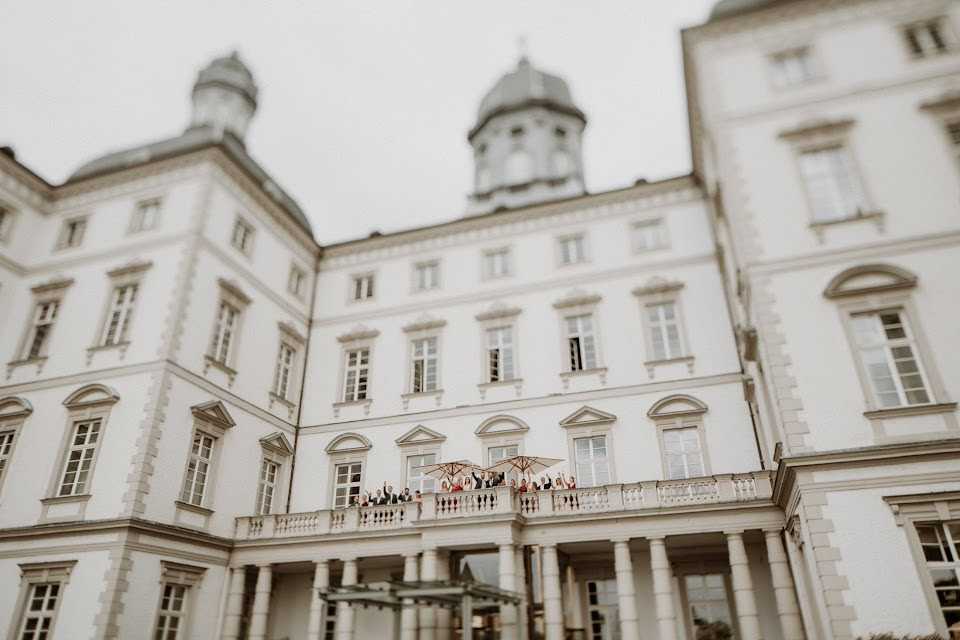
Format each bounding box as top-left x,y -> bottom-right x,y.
235,470 -> 774,540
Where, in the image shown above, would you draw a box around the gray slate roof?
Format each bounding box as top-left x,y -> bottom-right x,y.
708,0 -> 786,20
68,126 -> 313,236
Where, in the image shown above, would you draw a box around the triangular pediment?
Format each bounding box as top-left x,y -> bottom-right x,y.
190,400 -> 236,430
260,432 -> 294,456
326,432 -> 373,454
396,425 -> 446,446
559,406 -> 617,428
475,415 -> 530,437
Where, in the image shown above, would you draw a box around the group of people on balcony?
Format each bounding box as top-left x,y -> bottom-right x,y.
352,484 -> 418,507
439,471 -> 578,493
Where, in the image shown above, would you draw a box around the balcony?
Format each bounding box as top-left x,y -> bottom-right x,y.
235,471 -> 773,541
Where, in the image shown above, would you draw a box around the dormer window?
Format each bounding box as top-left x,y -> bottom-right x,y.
231,217 -> 255,256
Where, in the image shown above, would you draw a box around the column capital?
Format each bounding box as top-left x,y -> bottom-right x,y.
497,539 -> 516,548
315,558 -> 331,566
723,529 -> 746,537
256,562 -> 274,569
762,526 -> 784,535
610,536 -> 633,544
341,556 -> 359,564
541,542 -> 558,550
645,535 -> 667,543
402,551 -> 421,559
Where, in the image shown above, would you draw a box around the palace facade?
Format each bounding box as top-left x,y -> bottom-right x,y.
1,1 -> 959,639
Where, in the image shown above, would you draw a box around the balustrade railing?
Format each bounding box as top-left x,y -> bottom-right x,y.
234,471 -> 774,540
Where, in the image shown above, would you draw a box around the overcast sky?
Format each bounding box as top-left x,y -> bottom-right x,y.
1,1 -> 715,243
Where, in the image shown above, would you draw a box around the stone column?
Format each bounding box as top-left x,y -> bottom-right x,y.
726,531 -> 761,640
515,546 -> 529,640
220,566 -> 246,640
419,547 -> 438,640
612,539 -> 641,640
401,553 -> 420,640
541,544 -> 563,640
307,560 -> 331,640
336,557 -> 359,640
765,529 -> 805,640
647,537 -> 676,640
499,543 -> 518,640
248,564 -> 273,640
565,564 -> 584,633
436,554 -> 452,640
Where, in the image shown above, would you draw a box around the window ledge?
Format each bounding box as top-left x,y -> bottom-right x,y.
560,367 -> 607,378
85,342 -> 130,366
332,398 -> 372,418
41,493 -> 92,506
809,210 -> 884,242
175,500 -> 214,516
478,378 -> 523,389
401,390 -> 444,410
863,402 -> 958,420
6,356 -> 49,378
644,355 -> 695,379
203,355 -> 237,385
269,392 -> 296,409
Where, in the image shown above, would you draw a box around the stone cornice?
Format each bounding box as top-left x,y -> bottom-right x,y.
0,516 -> 234,550
106,259 -> 153,279
772,438 -> 960,508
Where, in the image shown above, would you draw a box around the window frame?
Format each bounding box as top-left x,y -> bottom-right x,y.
0,397 -> 31,501
348,272 -> 376,303
230,216 -> 256,256
204,279 -> 252,380
151,562 -> 206,640
674,568 -> 740,640
556,232 -> 589,267
128,197 -> 162,234
412,259 -> 441,293
560,406 -> 618,487
254,433 -> 293,516
633,279 -> 695,376
92,261 -> 151,353
14,278 -> 73,366
0,202 -> 17,244
7,561 -> 76,640
767,45 -> 818,89
54,215 -> 88,251
481,246 -> 513,280
179,428 -> 218,508
657,419 -> 711,480
330,459 -> 365,509
288,263 -> 308,299
334,327 -> 379,411
630,218 -> 669,254
901,16 -> 956,59
402,315 -> 446,397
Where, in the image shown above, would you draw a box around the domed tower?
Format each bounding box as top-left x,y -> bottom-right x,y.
188,51 -> 259,142
466,56 -> 587,215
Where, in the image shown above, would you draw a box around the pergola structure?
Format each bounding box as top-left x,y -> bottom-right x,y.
323,579 -> 523,640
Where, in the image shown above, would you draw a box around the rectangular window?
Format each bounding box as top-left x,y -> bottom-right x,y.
288,265 -> 306,298
100,283 -> 138,346
406,453 -> 437,493
180,431 -> 214,506
343,348 -> 370,402
57,217 -> 87,250
483,248 -> 512,279
586,579 -> 620,640
914,521 -> 960,633
947,122 -> 960,161
231,217 -> 254,254
798,145 -> 868,223
851,310 -> 931,407
209,301 -> 240,365
255,458 -> 280,515
486,326 -> 516,383
130,198 -> 161,233
17,582 -> 62,640
273,342 -> 296,399
662,427 -> 705,480
566,314 -> 597,371
352,274 -> 374,301
904,18 -> 951,58
0,204 -> 14,242
22,300 -> 59,360
58,419 -> 102,496
770,47 -> 815,87
333,462 -> 362,508
488,444 -> 519,481
154,582 -> 188,640
0,430 -> 14,487
574,435 -> 610,488
631,219 -> 667,252
559,234 -> 586,265
685,574 -> 735,636
411,337 -> 439,393
647,301 -> 683,360
413,261 -> 440,291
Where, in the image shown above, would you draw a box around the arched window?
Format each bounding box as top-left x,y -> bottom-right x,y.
505,149 -> 533,185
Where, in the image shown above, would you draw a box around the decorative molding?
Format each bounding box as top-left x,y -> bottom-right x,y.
62,383 -> 120,409
402,314 -> 447,333
259,432 -> 294,456
777,117 -> 855,141
647,394 -> 709,419
559,405 -> 617,428
395,425 -> 447,446
325,431 -> 373,454
30,277 -> 74,295
0,396 -> 33,419
823,263 -> 918,299
475,415 -> 531,437
475,301 -> 523,322
160,561 -> 207,587
863,402 -> 957,421
919,88 -> 960,115
190,400 -> 237,431
106,259 -> 153,279
337,324 -> 380,343
632,277 -> 685,297
884,491 -> 960,526
278,321 -> 306,344
216,277 -> 252,307
552,288 -> 602,310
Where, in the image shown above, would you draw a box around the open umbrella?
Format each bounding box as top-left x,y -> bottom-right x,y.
484,455 -> 563,478
414,459 -> 482,482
